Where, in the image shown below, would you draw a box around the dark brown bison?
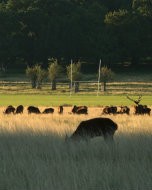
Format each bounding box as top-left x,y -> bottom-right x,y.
15,105 -> 24,114
68,117 -> 118,142
42,107 -> 54,114
58,106 -> 63,114
102,106 -> 117,115
127,95 -> 151,115
134,105 -> 151,115
117,106 -> 130,115
71,105 -> 88,114
102,106 -> 110,114
27,106 -> 41,114
4,105 -> 15,114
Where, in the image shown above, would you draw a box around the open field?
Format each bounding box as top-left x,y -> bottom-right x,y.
0,81 -> 152,95
0,108 -> 152,189
0,94 -> 151,106
0,71 -> 152,95
0,72 -> 152,189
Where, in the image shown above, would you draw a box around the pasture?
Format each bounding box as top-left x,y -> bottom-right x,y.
0,94 -> 151,106
0,107 -> 152,190
0,81 -> 152,95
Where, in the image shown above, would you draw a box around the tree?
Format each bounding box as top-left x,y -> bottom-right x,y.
105,1 -> 152,67
26,64 -> 46,89
48,58 -> 62,90
100,66 -> 114,92
132,0 -> 152,17
1,0 -> 151,70
66,62 -> 82,93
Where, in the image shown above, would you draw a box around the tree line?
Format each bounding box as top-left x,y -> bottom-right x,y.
0,0 -> 152,71
26,59 -> 114,92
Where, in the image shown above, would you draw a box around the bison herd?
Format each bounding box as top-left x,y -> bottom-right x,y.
3,104 -> 151,115
2,100 -> 151,143
4,105 -> 23,114
102,105 -> 151,115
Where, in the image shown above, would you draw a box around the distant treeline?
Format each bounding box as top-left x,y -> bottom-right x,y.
0,0 -> 152,71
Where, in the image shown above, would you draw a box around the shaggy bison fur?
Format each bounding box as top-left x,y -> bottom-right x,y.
134,105 -> 151,115
27,106 -> 41,114
15,105 -> 24,114
117,106 -> 130,115
72,105 -> 88,114
4,105 -> 15,114
102,106 -> 117,115
42,108 -> 54,114
69,117 -> 118,142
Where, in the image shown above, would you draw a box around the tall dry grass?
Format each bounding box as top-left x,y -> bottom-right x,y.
0,107 -> 152,190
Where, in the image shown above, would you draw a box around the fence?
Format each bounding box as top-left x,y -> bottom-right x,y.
0,80 -> 152,95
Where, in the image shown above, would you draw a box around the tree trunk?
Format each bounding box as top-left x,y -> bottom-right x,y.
51,80 -> 56,90
74,82 -> 79,93
36,82 -> 41,89
32,80 -> 36,88
103,82 -> 106,92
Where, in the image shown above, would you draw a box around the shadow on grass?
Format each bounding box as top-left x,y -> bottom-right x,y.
0,131 -> 152,190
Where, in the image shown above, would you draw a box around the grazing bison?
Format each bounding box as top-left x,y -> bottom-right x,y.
15,105 -> 24,114
58,106 -> 63,114
68,117 -> 118,142
42,107 -> 54,114
27,106 -> 41,114
4,105 -> 15,114
102,106 -> 117,115
71,105 -> 88,114
117,106 -> 130,115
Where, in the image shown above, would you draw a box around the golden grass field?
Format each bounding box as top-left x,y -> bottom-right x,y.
0,106 -> 152,190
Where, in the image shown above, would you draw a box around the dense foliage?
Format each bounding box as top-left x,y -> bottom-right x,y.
100,66 -> 114,91
26,64 -> 46,88
0,0 -> 152,71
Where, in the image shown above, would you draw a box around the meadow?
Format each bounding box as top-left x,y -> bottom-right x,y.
0,107 -> 152,190
0,94 -> 151,107
0,71 -> 152,190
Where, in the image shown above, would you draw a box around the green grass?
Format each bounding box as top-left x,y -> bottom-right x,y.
0,94 -> 151,106
0,72 -> 152,189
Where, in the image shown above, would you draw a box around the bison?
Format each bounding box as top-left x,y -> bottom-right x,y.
15,105 -> 24,114
27,106 -> 41,114
4,105 -> 15,114
126,95 -> 151,115
58,106 -> 63,114
134,105 -> 151,115
68,117 -> 118,142
102,106 -> 117,115
117,106 -> 130,115
42,107 -> 54,114
71,105 -> 88,114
